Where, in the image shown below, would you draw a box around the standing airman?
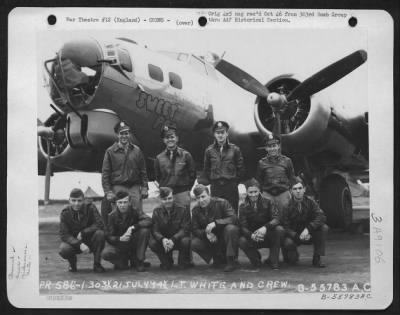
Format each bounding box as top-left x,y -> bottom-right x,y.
154,125 -> 196,210
101,121 -> 149,224
201,121 -> 244,213
256,134 -> 295,215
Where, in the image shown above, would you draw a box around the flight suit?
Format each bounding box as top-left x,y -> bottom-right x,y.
149,204 -> 191,268
101,142 -> 149,223
154,147 -> 196,210
59,202 -> 105,267
255,154 -> 295,215
101,206 -> 152,268
203,141 -> 244,213
281,196 -> 328,262
238,195 -> 284,266
191,197 -> 239,264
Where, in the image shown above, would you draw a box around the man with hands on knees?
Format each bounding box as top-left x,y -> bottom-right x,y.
282,177 -> 329,268
191,184 -> 240,272
101,191 -> 152,272
59,188 -> 106,273
149,187 -> 192,270
238,179 -> 284,270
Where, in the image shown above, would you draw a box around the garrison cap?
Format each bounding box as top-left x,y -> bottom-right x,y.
114,121 -> 131,134
263,133 -> 281,146
69,188 -> 84,198
115,190 -> 129,201
161,125 -> 177,138
159,187 -> 173,198
244,178 -> 261,190
213,121 -> 229,132
193,184 -> 210,197
290,176 -> 304,188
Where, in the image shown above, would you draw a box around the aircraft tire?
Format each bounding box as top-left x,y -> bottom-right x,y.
319,175 -> 353,229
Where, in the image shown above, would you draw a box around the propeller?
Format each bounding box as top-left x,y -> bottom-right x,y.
214,50 -> 367,136
38,119 -> 54,204
44,139 -> 52,205
215,59 -> 269,98
286,50 -> 367,102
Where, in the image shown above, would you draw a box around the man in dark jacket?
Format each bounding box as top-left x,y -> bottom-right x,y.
101,191 -> 152,271
282,177 -> 328,268
200,121 -> 244,214
101,121 -> 149,224
191,184 -> 239,272
238,179 -> 285,270
149,187 -> 192,270
154,126 -> 196,210
255,134 -> 295,216
59,188 -> 105,273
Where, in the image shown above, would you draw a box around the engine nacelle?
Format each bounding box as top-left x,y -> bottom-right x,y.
254,75 -> 357,160
39,109 -> 120,172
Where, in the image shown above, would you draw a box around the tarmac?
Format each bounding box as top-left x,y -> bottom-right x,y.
39,197 -> 370,295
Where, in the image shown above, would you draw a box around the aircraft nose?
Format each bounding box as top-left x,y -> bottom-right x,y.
59,38 -> 103,67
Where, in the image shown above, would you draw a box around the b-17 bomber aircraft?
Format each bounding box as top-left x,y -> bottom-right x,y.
37,36 -> 369,229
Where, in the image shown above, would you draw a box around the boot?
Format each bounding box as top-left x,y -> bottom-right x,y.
135,260 -> 146,272
224,256 -> 236,272
312,255 -> 326,268
93,263 -> 106,273
68,257 -> 77,272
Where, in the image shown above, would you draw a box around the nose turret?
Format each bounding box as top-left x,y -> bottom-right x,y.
46,38 -> 104,111
59,38 -> 103,67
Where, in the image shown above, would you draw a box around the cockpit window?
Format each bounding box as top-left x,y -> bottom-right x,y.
169,72 -> 182,89
148,64 -> 164,82
189,56 -> 207,75
117,48 -> 132,72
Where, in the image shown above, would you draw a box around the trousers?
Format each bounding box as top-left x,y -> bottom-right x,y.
59,230 -> 105,265
101,228 -> 150,266
149,236 -> 191,266
282,224 -> 329,260
191,224 -> 239,264
239,226 -> 285,265
211,180 -> 239,214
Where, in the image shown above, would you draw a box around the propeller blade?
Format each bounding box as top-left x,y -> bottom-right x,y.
287,50 -> 367,101
44,140 -> 52,205
215,59 -> 269,98
272,112 -> 281,136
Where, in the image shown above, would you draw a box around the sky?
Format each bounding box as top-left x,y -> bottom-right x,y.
35,24 -> 370,199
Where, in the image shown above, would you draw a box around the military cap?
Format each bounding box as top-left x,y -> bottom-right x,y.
263,133 -> 281,146
159,187 -> 173,199
244,178 -> 261,190
193,184 -> 210,197
114,121 -> 131,134
160,125 -> 177,138
115,190 -> 129,201
213,121 -> 229,132
69,188 -> 84,198
290,176 -> 304,188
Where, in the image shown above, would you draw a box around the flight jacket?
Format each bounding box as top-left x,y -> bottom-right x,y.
102,142 -> 149,193
239,195 -> 280,239
191,197 -> 237,239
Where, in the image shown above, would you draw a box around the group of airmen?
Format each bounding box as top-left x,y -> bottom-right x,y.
59,120 -> 328,273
